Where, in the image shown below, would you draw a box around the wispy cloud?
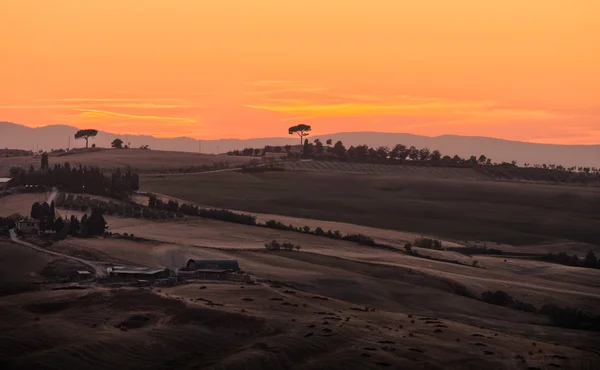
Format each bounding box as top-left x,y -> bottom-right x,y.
245,81 -> 564,123
68,109 -> 196,123
0,97 -> 198,110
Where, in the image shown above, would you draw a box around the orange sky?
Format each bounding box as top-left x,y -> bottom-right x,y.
1,0 -> 599,143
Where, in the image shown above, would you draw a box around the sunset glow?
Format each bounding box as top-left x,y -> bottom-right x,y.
1,0 -> 599,143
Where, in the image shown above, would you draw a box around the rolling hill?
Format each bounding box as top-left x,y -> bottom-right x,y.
1,122 -> 599,168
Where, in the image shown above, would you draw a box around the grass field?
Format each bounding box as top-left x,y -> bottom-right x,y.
283,161 -> 491,180
141,171 -> 600,247
0,148 -> 253,175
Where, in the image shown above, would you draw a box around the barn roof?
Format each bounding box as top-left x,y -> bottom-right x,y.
109,265 -> 167,275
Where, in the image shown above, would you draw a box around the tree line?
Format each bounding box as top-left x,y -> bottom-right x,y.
9,162 -> 139,199
26,200 -> 107,237
226,123 -> 600,177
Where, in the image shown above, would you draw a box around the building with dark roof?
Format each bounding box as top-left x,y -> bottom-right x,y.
185,259 -> 240,272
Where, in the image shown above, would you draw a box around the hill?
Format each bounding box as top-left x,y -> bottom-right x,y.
1,122 -> 599,168
0,148 -> 253,175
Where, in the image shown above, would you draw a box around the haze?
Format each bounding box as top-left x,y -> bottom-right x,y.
1,0 -> 599,143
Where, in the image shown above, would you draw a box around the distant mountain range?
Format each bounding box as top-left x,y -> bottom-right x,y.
1,122 -> 599,168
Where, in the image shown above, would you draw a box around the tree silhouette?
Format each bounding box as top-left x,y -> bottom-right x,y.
314,139 -> 324,154
332,141 -> 346,157
288,124 -> 311,145
74,129 -> 98,148
30,202 -> 42,219
40,152 -> 49,170
111,138 -> 124,149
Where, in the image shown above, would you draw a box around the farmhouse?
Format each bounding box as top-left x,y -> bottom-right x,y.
0,178 -> 12,191
0,149 -> 32,157
107,265 -> 170,280
16,218 -> 40,234
185,259 -> 240,272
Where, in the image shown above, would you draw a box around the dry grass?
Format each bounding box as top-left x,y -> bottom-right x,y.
0,148 -> 254,175
283,160 -> 490,179
141,170 -> 600,248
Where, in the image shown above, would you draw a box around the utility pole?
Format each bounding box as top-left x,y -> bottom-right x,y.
68,136 -> 70,150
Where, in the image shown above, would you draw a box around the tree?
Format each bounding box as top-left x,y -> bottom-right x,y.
31,202 -> 42,219
390,144 -> 407,160
69,215 -> 80,235
111,138 -> 124,149
87,208 -> 107,235
430,150 -> 442,162
288,124 -> 311,145
408,146 -> 419,161
376,146 -> 390,160
326,139 -> 332,147
53,216 -> 65,234
418,148 -> 431,161
314,139 -> 324,154
478,155 -> 487,165
74,129 -> 98,148
584,250 -> 598,268
303,139 -> 312,156
332,141 -> 347,157
41,152 -> 49,170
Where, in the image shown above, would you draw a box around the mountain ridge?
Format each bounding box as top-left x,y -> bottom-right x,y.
1,122 -> 599,167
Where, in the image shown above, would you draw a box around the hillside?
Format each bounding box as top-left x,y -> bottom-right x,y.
2,122 -> 599,168
0,148 -> 253,175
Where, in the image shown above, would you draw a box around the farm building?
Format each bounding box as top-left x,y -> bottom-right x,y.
185,259 -> 240,272
16,218 -> 40,234
0,149 -> 32,157
107,265 -> 170,280
0,178 -> 12,191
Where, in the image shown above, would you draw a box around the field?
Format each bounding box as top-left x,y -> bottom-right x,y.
0,148 -> 253,175
3,163 -> 600,369
141,170 -> 600,249
283,160 -> 490,179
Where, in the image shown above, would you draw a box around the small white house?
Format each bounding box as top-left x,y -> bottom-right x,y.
16,218 -> 40,234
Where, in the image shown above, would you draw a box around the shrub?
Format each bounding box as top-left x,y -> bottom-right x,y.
197,208 -> 256,225
264,240 -> 301,251
342,233 -> 375,245
265,219 -> 290,230
314,227 -> 325,236
414,237 -> 442,250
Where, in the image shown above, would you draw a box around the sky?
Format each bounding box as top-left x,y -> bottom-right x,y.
1,0 -> 599,144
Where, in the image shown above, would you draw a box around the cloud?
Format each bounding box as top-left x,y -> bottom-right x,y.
245,82 -> 565,124
0,97 -> 198,110
68,109 -> 196,124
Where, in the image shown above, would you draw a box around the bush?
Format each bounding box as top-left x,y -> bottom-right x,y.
265,219 -> 291,230
197,208 -> 256,225
264,240 -> 301,251
414,237 -> 443,250
342,233 -> 375,245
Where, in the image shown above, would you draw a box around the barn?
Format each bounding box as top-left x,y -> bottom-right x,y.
107,265 -> 171,280
185,259 -> 240,272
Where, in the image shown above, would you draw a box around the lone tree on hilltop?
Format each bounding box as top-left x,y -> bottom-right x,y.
74,129 -> 98,148
111,138 -> 124,149
288,124 -> 311,145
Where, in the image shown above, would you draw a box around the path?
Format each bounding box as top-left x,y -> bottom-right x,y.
9,229 -> 106,277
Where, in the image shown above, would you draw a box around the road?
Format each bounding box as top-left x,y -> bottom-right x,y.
8,229 -> 105,277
